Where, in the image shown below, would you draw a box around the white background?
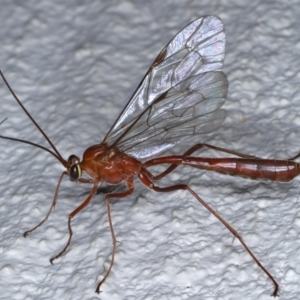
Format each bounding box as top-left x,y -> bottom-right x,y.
1,1 -> 300,300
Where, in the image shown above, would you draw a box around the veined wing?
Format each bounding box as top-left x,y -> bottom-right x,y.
103,16 -> 227,159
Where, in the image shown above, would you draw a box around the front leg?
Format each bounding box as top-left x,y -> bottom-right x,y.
23,171 -> 68,237
50,181 -> 99,264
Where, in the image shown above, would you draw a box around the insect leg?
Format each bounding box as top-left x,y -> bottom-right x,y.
95,177 -> 135,293
138,168 -> 279,297
288,151 -> 300,160
49,181 -> 99,264
23,171 -> 68,237
199,143 -> 258,158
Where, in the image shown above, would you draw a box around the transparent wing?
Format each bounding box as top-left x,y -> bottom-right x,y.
103,15 -> 227,159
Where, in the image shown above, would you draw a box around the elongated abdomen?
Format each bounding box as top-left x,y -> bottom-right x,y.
183,157 -> 300,182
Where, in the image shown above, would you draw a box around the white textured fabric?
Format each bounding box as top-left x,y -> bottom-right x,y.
0,1 -> 300,300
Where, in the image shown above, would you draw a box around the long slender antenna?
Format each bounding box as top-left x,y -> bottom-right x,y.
0,70 -> 67,166
0,118 -> 7,126
0,134 -> 64,163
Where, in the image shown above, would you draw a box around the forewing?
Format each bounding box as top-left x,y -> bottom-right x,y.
104,16 -> 227,159
118,72 -> 227,158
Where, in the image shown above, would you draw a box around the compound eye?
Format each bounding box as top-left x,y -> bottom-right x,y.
68,154 -> 79,165
69,164 -> 81,181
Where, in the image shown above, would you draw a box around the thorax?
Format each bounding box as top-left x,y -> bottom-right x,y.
80,143 -> 141,184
